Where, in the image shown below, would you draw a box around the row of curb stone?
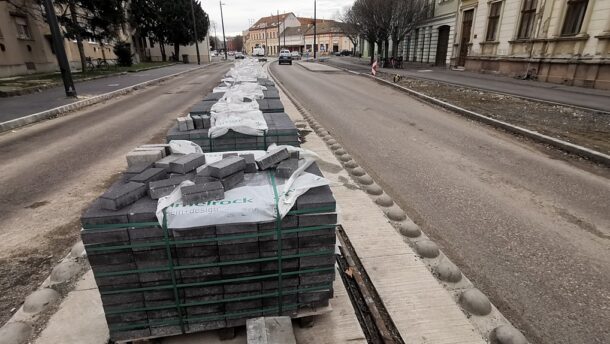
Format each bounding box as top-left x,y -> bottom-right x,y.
269,66 -> 529,344
0,241 -> 88,344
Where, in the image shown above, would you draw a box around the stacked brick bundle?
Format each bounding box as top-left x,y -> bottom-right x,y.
81,146 -> 337,342
167,77 -> 294,152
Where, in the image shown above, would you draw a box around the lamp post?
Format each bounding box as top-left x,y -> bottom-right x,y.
43,0 -> 76,97
190,0 -> 201,64
219,1 -> 228,60
277,10 -> 280,53
313,0 -> 317,59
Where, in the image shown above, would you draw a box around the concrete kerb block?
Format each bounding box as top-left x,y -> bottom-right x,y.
329,143 -> 341,151
0,321 -> 32,344
49,259 -> 83,285
319,130 -> 329,136
70,241 -> 86,258
397,221 -> 421,238
383,206 -> 406,221
326,139 -> 337,146
356,174 -> 374,185
375,194 -> 394,207
22,288 -> 60,314
344,160 -> 358,169
434,257 -> 463,283
349,167 -> 366,176
459,288 -> 492,316
322,135 -> 333,142
339,154 -> 352,162
365,183 -> 383,195
490,325 -> 528,344
414,240 -> 440,258
334,148 -> 347,156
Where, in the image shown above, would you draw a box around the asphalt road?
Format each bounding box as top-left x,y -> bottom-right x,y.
271,62 -> 610,344
0,62 -> 230,325
0,64 -> 203,122
325,57 -> 610,113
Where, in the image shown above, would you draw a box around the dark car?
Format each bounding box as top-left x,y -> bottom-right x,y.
278,49 -> 292,65
340,50 -> 352,56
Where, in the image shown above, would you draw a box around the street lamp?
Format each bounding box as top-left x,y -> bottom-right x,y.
190,0 -> 201,64
219,1 -> 228,60
42,0 -> 76,97
313,0 -> 317,59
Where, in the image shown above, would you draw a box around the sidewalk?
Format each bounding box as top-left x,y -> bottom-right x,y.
326,57 -> 610,113
0,64 -> 202,123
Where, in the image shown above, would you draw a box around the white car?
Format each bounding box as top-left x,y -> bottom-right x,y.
290,51 -> 301,60
279,49 -> 292,65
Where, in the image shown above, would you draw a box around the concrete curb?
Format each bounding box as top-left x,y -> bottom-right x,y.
0,63 -> 179,98
0,64 -> 212,134
333,66 -> 610,167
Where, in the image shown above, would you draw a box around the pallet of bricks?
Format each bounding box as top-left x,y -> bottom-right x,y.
167,59 -> 299,152
80,118 -> 338,340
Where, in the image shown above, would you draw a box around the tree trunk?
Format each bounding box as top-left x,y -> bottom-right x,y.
100,41 -> 107,61
68,1 -> 86,72
376,40 -> 383,60
173,43 -> 180,62
384,39 -> 389,59
160,43 -> 166,62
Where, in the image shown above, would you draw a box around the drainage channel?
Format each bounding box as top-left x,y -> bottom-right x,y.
336,225 -> 404,344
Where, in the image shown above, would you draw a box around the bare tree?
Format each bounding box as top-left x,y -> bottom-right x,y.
340,8 -> 359,56
390,0 -> 428,58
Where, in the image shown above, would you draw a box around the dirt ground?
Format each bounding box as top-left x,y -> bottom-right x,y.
376,72 -> 610,155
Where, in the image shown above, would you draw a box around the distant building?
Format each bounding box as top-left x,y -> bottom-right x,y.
303,20 -> 354,55
455,0 -> 610,89
244,14 -> 354,56
245,13 -> 300,56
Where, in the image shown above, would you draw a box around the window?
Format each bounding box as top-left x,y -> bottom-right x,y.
561,0 -> 588,36
486,2 -> 502,41
13,15 -> 32,40
517,0 -> 537,39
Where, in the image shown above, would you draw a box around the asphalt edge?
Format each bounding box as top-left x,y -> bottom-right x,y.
268,61 -> 531,344
332,64 -> 610,167
0,63 -> 215,134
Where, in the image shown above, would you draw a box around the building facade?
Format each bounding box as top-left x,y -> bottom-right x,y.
303,20 -> 354,55
405,0 -> 459,66
0,0 -> 113,77
244,13 -> 300,56
454,0 -> 610,89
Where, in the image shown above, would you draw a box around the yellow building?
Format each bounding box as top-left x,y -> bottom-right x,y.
454,0 -> 610,89
245,13 -> 300,56
303,20 -> 354,55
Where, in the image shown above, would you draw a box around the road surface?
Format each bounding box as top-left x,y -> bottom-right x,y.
0,62 -> 230,325
0,64 -> 204,123
271,62 -> 610,344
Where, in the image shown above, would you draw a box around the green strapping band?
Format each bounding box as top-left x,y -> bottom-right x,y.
162,208 -> 186,333
267,169 -> 284,314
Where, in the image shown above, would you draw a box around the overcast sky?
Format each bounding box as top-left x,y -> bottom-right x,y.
202,0 -> 354,37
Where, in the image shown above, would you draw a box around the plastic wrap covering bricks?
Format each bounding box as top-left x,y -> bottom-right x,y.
79,156 -> 337,342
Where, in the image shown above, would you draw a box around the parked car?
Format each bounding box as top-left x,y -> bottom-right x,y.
228,51 -> 235,56
235,52 -> 245,59
340,50 -> 352,56
253,47 -> 265,57
290,51 -> 301,60
279,49 -> 292,65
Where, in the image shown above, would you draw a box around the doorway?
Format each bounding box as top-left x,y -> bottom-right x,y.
458,9 -> 474,67
435,25 -> 450,66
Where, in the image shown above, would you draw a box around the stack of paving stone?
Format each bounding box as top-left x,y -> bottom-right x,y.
80,147 -> 337,342
167,77 -> 296,152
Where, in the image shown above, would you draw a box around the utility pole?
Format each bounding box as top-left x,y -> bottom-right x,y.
220,1 -> 228,60
264,25 -> 268,56
313,0 -> 317,59
277,11 -> 281,53
43,0 -> 76,97
190,0 -> 200,64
